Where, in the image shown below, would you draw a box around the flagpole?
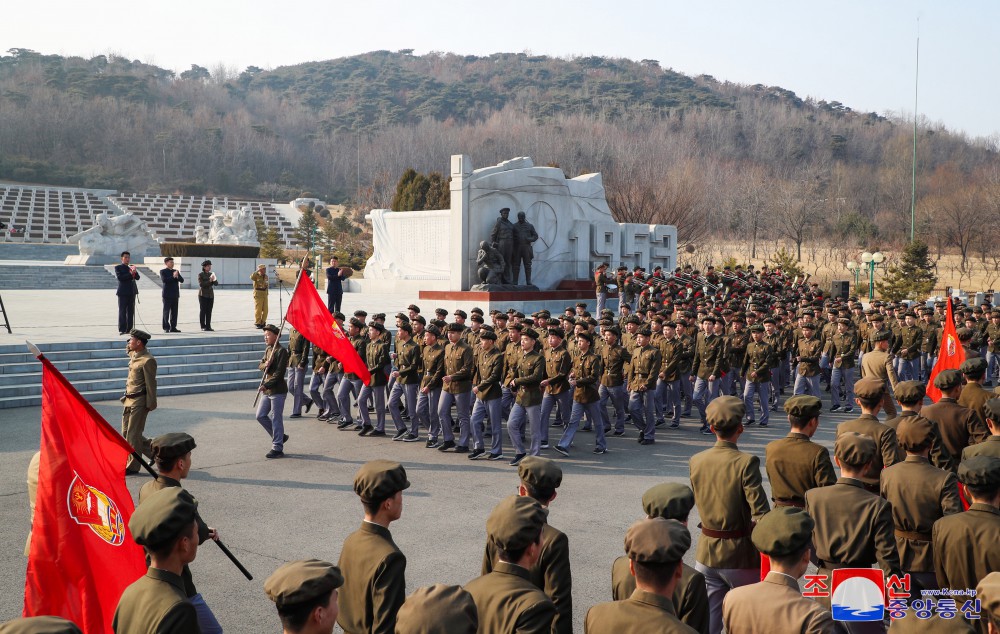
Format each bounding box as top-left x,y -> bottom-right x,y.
910,22 -> 919,243
28,340 -> 254,581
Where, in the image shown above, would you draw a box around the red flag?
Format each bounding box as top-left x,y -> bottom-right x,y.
926,300 -> 965,402
285,269 -> 371,385
24,357 -> 147,632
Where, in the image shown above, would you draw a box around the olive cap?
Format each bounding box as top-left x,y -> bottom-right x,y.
835,432 -> 876,467
262,324 -> 280,335
395,585 -> 478,634
624,518 -> 691,564
518,456 -> 562,491
129,487 -> 198,548
894,381 -> 926,404
958,456 -> 1000,489
854,377 -> 886,400
264,559 -> 344,610
706,396 -> 745,432
479,330 -> 497,341
976,572 -> 1000,625
128,329 -> 151,343
0,617 -> 82,634
522,329 -> 539,340
872,330 -> 891,342
485,495 -> 546,551
446,322 -> 465,333
933,370 -> 963,391
150,432 -> 196,461
784,395 -> 822,419
896,416 -> 933,451
353,460 -> 410,504
984,398 -> 1000,422
961,357 -> 988,377
641,483 -> 695,520
751,507 -> 814,557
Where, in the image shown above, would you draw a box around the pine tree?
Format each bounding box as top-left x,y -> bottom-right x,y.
768,247 -> 804,279
255,219 -> 285,260
294,207 -> 319,253
875,239 -> 937,301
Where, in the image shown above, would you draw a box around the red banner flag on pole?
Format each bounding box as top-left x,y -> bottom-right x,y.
24,356 -> 147,632
926,299 -> 965,403
285,269 -> 371,385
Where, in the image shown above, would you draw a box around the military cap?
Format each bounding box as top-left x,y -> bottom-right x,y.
452,309 -> 467,319
522,328 -> 539,340
547,318 -> 561,327
836,317 -> 851,325
894,381 -> 926,404
624,517 -> 690,564
151,432 -> 196,461
431,319 -> 447,330
264,559 -> 344,610
576,331 -> 594,344
546,328 -> 565,339
575,302 -> 587,309
424,324 -> 441,337
896,416 -> 934,451
784,395 -> 822,419
958,456 -> 1000,489
412,315 -> 426,325
398,323 -> 413,335
508,323 -> 523,332
446,322 -> 464,333
407,304 -> 420,312
957,327 -> 973,341
369,322 -> 386,333
638,327 -> 652,337
762,317 -> 776,325
485,495 -> 546,551
494,312 -> 508,321
201,260 -> 212,267
976,572 -> 1000,625
372,313 -> 386,321
353,460 -> 410,504
870,330 -> 893,343
395,312 -> 410,322
334,312 -> 346,321
933,370 -> 963,391
752,507 -> 815,557
870,313 -> 885,322
961,357 -> 988,377
470,313 -> 484,323
800,322 -> 816,331
395,584 -> 478,634
129,487 -> 198,547
854,377 -> 886,400
984,398 -> 1000,423
479,330 -> 497,341
354,310 -> 368,317
801,309 -> 815,317
348,317 -> 364,329
641,483 -> 695,520
128,328 -> 151,342
513,311 -> 526,319
518,456 -> 562,491
434,308 -> 448,316
748,324 -> 764,333
537,310 -> 551,318
262,324 -> 280,335
0,617 -> 83,634
835,432 -> 876,467
706,396 -> 745,432
604,326 -> 621,338
469,306 -> 484,315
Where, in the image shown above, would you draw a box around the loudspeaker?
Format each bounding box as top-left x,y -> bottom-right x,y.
831,280 -> 850,300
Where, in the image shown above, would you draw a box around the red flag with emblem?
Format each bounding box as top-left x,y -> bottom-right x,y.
285,269 -> 371,385
24,357 -> 147,632
926,300 -> 965,403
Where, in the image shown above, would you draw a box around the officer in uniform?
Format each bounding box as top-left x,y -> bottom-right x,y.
539,328 -> 572,449
557,331 -> 606,456
886,381 -> 956,472
963,398 -> 1000,461
837,378 -> 903,491
438,322 -> 475,452
828,317 -> 859,413
337,460 -> 409,634
416,325 -> 445,445
586,518 -> 696,633
920,308 -> 940,381
470,330 -> 505,460
742,324 -> 775,427
595,262 -> 612,316
197,260 -> 217,331
765,396 -> 837,508
922,370 -> 989,460
122,329 -> 157,475
481,458 -> 571,634
465,496 -> 556,634
933,456 -> 1000,599
691,316 -> 725,434
805,433 -> 901,612
880,416 -> 963,591
251,263 -> 269,328
113,487 -> 201,634
599,327 -> 630,436
860,330 -> 899,419
628,327 -> 662,445
357,322 -> 390,437
959,357 -> 994,425
611,483 -> 709,634
793,323 -> 823,397
395,585 -> 478,634
139,433 -> 222,633
689,396 -> 770,634
257,324 -> 289,459
264,559 -> 344,634
507,329 -> 545,465
722,508 -> 837,634
335,319 -> 369,431
389,323 -> 421,442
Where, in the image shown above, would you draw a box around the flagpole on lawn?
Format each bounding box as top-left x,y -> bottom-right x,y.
28,340 -> 254,581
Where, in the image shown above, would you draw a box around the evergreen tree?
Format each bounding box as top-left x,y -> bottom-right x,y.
875,239 -> 937,301
768,247 -> 804,279
294,207 -> 319,254
255,219 -> 285,260
391,168 -> 451,211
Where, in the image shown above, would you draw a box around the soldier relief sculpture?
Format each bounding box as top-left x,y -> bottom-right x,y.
473,207 -> 539,291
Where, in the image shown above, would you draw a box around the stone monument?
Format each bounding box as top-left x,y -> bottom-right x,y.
65,211 -> 161,264
364,155 -> 677,299
195,206 -> 259,246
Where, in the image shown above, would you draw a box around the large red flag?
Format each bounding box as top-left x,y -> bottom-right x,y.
285,269 -> 371,385
926,300 -> 965,403
24,357 -> 147,632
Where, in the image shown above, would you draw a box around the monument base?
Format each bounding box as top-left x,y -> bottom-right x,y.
64,254 -> 125,266
469,283 -> 540,292
418,289 -> 618,315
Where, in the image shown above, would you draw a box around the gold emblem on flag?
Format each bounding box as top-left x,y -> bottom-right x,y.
66,473 -> 126,546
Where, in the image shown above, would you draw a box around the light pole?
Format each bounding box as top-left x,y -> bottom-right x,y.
860,251 -> 884,301
846,260 -> 860,295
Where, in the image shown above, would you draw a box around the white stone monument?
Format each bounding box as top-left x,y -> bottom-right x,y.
363,155 -> 677,294
65,211 -> 161,264
195,206 -> 259,246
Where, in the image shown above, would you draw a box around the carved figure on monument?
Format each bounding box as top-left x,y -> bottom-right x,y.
488,207 -> 515,284
512,211 -> 539,286
196,206 -> 260,246
67,211 -> 160,257
194,226 -> 208,244
476,241 -> 505,285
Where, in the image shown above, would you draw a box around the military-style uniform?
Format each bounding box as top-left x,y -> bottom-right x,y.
859,348 -> 899,418
691,333 -> 724,426
658,335 -> 686,428
540,341 -> 573,443
256,335 -> 289,455
471,343 -> 504,456
122,341 -> 157,474
336,330 -> 370,428
921,398 -> 988,461
389,336 -> 421,437
286,328 -> 311,416
827,329 -> 858,410
599,340 -> 631,434
934,502 -> 1000,594
741,338 -> 774,425
628,342 -> 662,442
417,340 -> 445,443
358,332 -> 390,433
508,346 -> 545,458
250,268 -> 268,327
337,522 -> 407,634
958,381 -> 993,428
885,410 -> 956,472
793,334 -> 823,397
723,573 -> 836,634
439,337 -> 475,448
611,559 -> 709,633
587,589 -> 696,633
558,347 -> 605,453
962,435 -> 1000,461
837,414 -> 903,489
765,432 -> 837,508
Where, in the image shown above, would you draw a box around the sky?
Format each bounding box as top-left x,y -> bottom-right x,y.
8,0 -> 999,140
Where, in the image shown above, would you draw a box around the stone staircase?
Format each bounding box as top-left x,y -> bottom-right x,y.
0,263 -> 118,290
0,243 -> 78,261
0,333 -> 285,409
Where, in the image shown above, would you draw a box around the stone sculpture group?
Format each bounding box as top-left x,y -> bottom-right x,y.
195,206 -> 259,246
67,211 -> 160,258
475,207 -> 538,289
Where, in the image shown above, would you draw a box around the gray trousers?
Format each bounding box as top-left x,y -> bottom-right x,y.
694,562 -> 759,634
599,384 -> 627,432
389,382 -> 418,432
793,371 -> 821,397
471,397 -> 502,453
308,373 -> 325,413
438,390 -> 472,445
287,367 -> 309,415
336,377 -> 363,425
692,377 -> 719,425
255,393 -> 286,451
898,357 -> 919,381
358,384 -> 386,431
657,379 -> 681,426
539,391 -> 572,443
743,381 -> 770,425
416,387 -> 442,439
559,400 -> 606,451
628,388 -> 657,440
507,403 -> 541,456
322,372 -> 341,415
831,366 -> 855,407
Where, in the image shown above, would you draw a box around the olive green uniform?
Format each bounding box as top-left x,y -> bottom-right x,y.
122,349 -> 157,474
611,558 -> 709,633
465,561 -> 555,634
112,569 -> 199,634
337,522 -> 406,634
250,269 -> 268,326
764,432 -> 837,507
